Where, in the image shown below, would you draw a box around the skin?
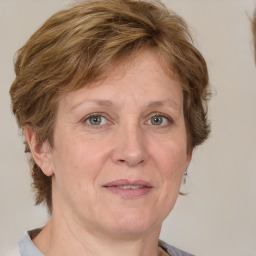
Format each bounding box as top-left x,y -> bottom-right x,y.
26,50 -> 191,256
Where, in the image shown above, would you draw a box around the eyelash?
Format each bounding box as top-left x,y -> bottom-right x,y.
146,113 -> 173,127
82,112 -> 108,124
82,112 -> 173,127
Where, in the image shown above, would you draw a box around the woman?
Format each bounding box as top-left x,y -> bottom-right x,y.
10,0 -> 210,255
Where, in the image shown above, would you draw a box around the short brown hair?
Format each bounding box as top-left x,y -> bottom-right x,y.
10,0 -> 210,212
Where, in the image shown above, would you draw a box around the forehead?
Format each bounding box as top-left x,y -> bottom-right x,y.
59,50 -> 183,110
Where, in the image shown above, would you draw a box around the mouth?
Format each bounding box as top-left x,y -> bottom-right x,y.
103,179 -> 153,198
114,185 -> 144,189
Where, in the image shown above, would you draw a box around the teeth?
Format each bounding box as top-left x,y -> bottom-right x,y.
117,185 -> 143,190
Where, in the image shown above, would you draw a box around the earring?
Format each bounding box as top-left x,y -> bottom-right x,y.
183,170 -> 188,184
180,169 -> 192,195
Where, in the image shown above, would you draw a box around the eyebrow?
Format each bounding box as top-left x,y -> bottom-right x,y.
147,99 -> 180,110
70,99 -> 113,112
70,98 -> 180,112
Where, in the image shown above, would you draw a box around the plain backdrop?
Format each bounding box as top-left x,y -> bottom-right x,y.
1,1 -> 256,256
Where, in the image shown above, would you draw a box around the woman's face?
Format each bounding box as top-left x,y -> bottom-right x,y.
44,50 -> 191,237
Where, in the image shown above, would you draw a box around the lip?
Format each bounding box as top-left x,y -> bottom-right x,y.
103,179 -> 153,198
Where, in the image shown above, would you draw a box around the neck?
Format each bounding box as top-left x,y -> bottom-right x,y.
33,215 -> 162,256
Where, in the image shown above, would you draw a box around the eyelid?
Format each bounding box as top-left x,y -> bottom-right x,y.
82,112 -> 110,124
146,112 -> 174,125
81,112 -> 173,126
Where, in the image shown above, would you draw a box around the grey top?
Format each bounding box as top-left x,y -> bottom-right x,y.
18,229 -> 195,256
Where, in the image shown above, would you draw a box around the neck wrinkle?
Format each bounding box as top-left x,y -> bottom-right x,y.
33,215 -> 162,256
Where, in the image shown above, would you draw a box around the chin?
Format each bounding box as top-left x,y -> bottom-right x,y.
105,209 -> 162,236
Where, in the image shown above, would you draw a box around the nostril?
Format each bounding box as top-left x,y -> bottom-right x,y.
138,160 -> 144,165
113,146 -> 148,167
117,158 -> 145,167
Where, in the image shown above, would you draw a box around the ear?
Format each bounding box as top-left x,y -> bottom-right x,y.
24,126 -> 54,176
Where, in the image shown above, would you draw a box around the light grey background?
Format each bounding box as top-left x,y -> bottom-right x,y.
1,1 -> 256,256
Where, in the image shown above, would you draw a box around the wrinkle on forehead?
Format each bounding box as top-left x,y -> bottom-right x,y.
60,50 -> 182,113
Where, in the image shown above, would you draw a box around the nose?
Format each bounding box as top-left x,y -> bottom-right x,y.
111,124 -> 149,167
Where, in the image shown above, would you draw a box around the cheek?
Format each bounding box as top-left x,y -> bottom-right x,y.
51,140 -> 101,207
153,139 -> 188,197
154,140 -> 188,175
150,141 -> 188,221
52,135 -> 109,187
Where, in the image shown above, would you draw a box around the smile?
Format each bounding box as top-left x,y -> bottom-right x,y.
117,185 -> 143,189
103,179 -> 153,198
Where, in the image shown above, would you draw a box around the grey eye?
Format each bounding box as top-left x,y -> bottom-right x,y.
150,116 -> 164,125
87,115 -> 106,125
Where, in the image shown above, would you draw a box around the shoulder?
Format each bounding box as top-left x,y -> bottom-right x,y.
17,229 -> 44,256
159,240 -> 196,256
